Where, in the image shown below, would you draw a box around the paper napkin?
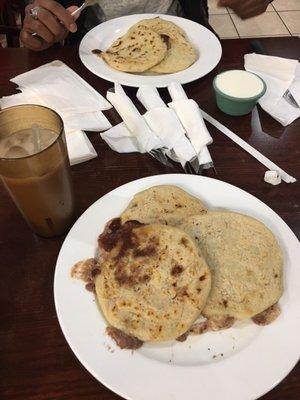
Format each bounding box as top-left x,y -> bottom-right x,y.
65,130 -> 97,165
106,83 -> 163,153
245,53 -> 300,126
0,60 -> 112,132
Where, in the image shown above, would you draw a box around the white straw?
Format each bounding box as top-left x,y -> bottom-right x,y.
32,123 -> 41,153
200,109 -> 297,184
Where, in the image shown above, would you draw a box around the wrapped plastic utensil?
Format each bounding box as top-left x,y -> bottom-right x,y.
168,82 -> 214,170
137,85 -> 200,172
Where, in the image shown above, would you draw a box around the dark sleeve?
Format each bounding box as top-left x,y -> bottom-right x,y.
178,0 -> 219,37
24,0 -> 81,4
179,0 -> 209,25
56,0 -> 82,6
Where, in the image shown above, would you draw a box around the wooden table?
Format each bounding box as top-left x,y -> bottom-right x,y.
0,37 -> 299,400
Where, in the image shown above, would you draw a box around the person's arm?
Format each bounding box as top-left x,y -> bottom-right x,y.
218,0 -> 271,20
20,0 -> 79,51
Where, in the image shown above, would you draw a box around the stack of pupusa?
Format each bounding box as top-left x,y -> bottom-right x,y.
72,185 -> 283,349
99,17 -> 197,74
95,185 -> 283,347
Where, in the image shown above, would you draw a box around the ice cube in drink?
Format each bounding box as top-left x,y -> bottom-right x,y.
0,126 -> 58,159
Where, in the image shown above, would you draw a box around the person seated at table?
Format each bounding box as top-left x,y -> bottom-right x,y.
20,0 -> 272,51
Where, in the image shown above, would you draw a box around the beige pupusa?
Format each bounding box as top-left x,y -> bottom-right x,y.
101,25 -> 167,73
134,17 -> 197,74
96,221 -> 211,341
121,185 -> 207,226
132,17 -> 187,42
149,39 -> 197,74
180,211 -> 283,320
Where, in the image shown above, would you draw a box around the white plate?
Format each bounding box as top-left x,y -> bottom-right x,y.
54,174 -> 300,400
79,14 -> 222,87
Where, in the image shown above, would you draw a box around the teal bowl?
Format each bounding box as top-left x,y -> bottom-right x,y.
213,71 -> 267,116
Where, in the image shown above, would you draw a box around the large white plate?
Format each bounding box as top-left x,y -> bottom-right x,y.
79,14 -> 222,87
54,174 -> 300,400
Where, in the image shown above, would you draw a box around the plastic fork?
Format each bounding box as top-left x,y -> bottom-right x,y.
32,0 -> 97,36
71,0 -> 98,17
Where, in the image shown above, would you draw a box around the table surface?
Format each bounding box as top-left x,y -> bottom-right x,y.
0,36 -> 299,400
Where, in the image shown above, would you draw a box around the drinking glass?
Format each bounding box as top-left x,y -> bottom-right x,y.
0,105 -> 75,237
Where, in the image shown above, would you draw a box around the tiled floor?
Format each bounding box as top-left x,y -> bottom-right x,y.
208,0 -> 300,39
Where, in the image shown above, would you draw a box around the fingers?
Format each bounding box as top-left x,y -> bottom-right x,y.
217,0 -> 237,7
37,0 -> 77,32
23,13 -> 57,45
235,2 -> 269,19
27,18 -> 55,43
21,1 -> 77,51
240,1 -> 269,19
20,29 -> 49,51
35,7 -> 64,37
218,0 -> 269,19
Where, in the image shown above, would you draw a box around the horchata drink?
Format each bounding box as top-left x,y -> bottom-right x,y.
0,105 -> 75,237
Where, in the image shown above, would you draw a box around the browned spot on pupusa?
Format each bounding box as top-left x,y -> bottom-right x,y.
71,258 -> 101,294
180,237 -> 189,247
160,34 -> 171,49
100,221 -> 161,287
133,246 -> 156,257
176,331 -> 189,342
85,282 -> 96,292
171,264 -> 184,276
98,219 -> 144,255
252,303 -> 281,326
92,49 -> 102,55
71,258 -> 101,282
106,327 -> 143,349
98,218 -> 121,252
133,236 -> 159,258
176,286 -> 189,298
115,263 -> 151,286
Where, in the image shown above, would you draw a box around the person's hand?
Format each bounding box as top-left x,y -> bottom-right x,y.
218,0 -> 270,19
20,0 -> 80,51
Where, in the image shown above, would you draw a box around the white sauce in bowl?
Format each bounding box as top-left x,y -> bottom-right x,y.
215,70 -> 264,98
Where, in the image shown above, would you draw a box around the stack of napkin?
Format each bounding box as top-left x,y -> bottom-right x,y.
0,61 -> 112,165
101,82 -> 213,171
245,53 -> 300,126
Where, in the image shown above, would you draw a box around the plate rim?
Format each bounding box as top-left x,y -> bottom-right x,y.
78,13 -> 222,87
54,174 -> 300,400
